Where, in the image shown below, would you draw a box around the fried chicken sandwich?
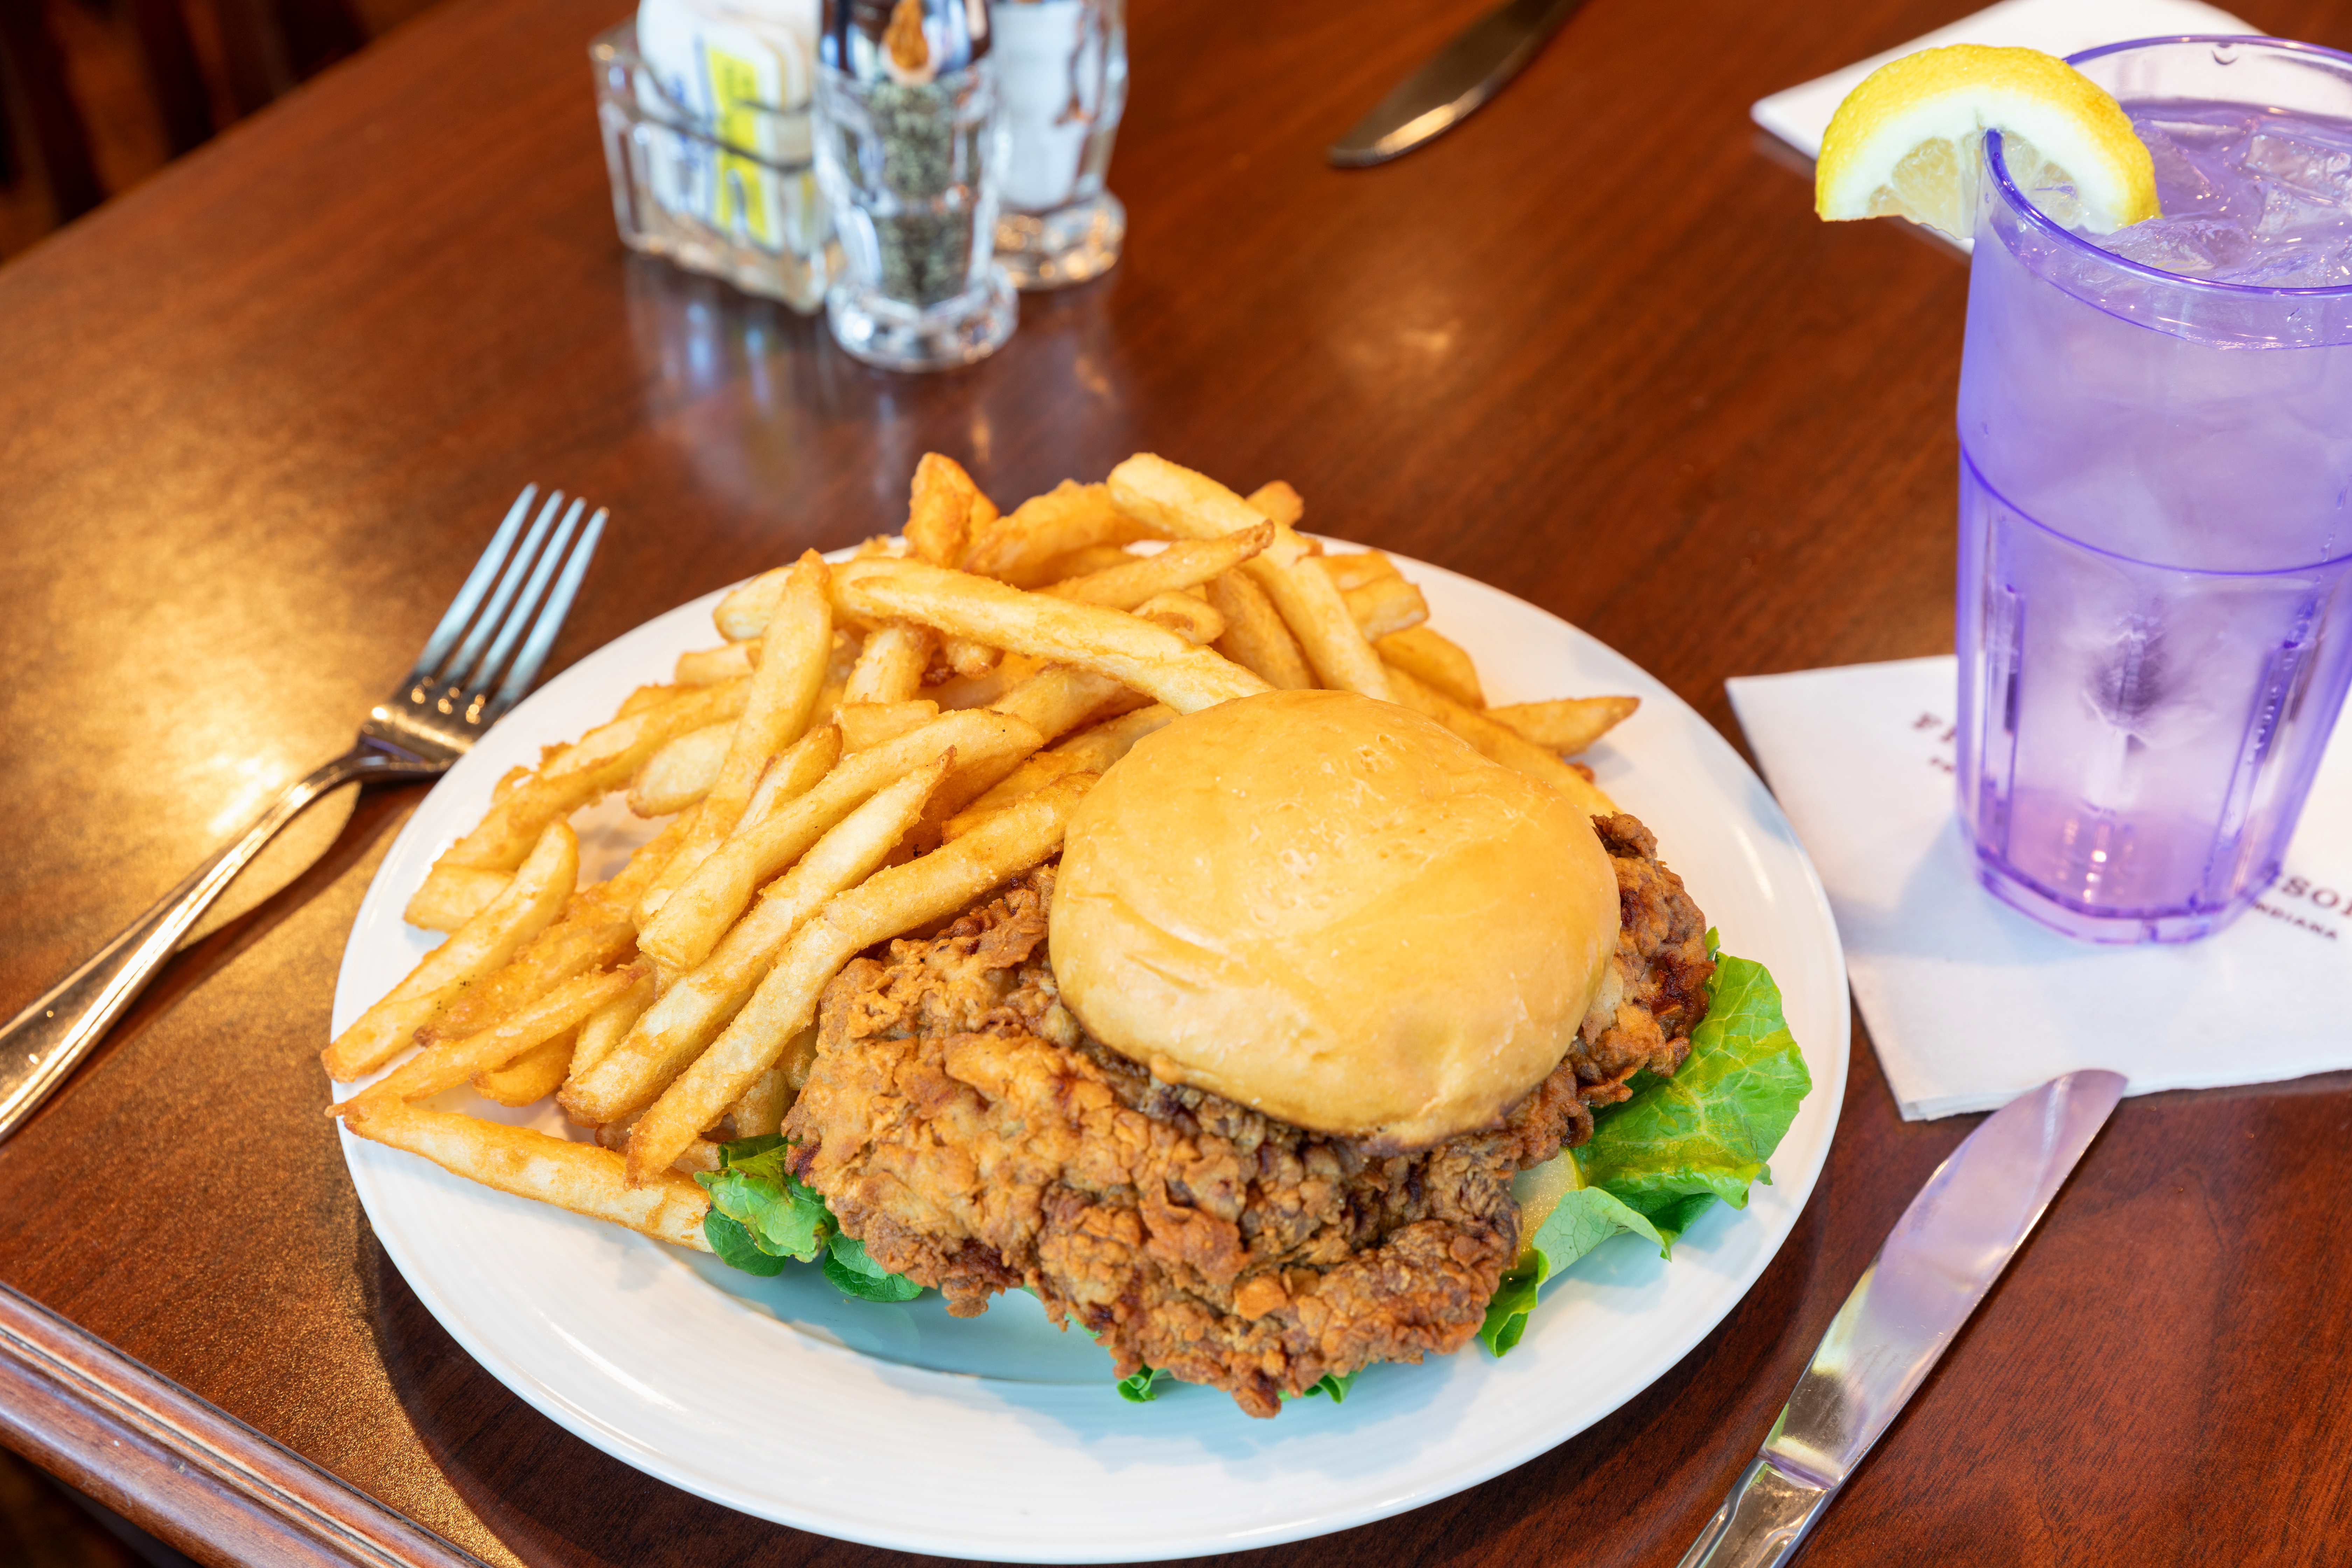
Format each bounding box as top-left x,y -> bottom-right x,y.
782,688 -> 1716,1415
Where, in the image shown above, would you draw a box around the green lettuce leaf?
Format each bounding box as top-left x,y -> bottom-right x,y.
822,1233 -> 925,1302
715,1132 -> 794,1185
1299,1368 -> 1360,1404
1121,1365 -> 1365,1404
702,1210 -> 789,1275
695,1164 -> 833,1262
1116,1364 -> 1168,1402
1479,940 -> 1810,1355
695,1137 -> 926,1301
1478,1187 -> 1662,1353
1573,945 -> 1811,1239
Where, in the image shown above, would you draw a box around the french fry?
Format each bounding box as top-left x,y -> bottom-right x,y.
434,806 -> 694,1041
941,666 -> 1137,828
714,566 -> 794,641
421,892 -> 634,1045
676,642 -> 757,685
402,866 -> 512,934
944,703 -> 1171,837
940,637 -> 999,678
338,1096 -> 710,1249
1487,696 -> 1642,756
931,653 -> 1042,709
826,625 -> 864,674
625,560 -> 833,912
1042,525 -> 1272,608
346,962 -> 647,1106
1043,702 -> 1174,771
835,558 -> 1267,714
723,1068 -> 792,1141
428,804 -> 691,1048
709,554 -> 832,808
1208,570 -> 1315,691
569,756 -> 953,1127
740,726 -> 845,831
474,1028 -> 576,1106
838,699 -> 940,751
626,772 -> 1095,1184
327,822 -> 579,1080
841,621 -> 935,704
906,453 -> 996,568
588,1108 -> 726,1174
1375,626 -> 1484,708
617,684 -> 682,719
1133,589 -> 1225,647
415,680 -> 749,892
1025,542 -> 1139,583
1381,661 -> 1619,816
1107,454 -> 1389,699
962,480 -> 1162,583
961,586 -> 1213,758
1342,575 -> 1428,640
1245,480 -> 1304,529
635,726 -> 841,927
670,1139 -> 724,1175
1315,550 -> 1398,593
569,969 -> 657,1085
942,753 -> 1084,836
634,709 -> 1041,974
627,721 -> 733,817
661,554 -> 831,859
990,666 -> 1146,746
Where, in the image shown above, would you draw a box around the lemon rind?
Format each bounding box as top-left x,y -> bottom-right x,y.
1816,45 -> 2160,237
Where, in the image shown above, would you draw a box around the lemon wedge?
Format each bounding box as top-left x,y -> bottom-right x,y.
1815,44 -> 2160,240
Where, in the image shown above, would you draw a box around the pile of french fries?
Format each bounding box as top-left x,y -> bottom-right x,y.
323,454 -> 1640,1252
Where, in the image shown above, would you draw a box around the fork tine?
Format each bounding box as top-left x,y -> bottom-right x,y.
460,498 -> 583,717
440,491 -> 561,690
406,484 -> 535,691
487,506 -> 607,722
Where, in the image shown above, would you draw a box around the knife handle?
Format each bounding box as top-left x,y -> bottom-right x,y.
1674,1457 -> 1836,1568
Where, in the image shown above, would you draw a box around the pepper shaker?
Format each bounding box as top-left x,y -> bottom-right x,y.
814,0 -> 1017,370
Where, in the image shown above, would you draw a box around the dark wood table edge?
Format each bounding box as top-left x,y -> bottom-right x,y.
0,1280 -> 486,1568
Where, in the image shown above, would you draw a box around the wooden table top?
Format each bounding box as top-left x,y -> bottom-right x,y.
6,0 -> 2352,1562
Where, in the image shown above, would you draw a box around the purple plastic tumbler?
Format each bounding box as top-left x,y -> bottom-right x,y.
1956,36 -> 2352,943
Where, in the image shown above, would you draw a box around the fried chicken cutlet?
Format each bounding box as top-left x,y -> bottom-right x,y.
782,812 -> 1712,1417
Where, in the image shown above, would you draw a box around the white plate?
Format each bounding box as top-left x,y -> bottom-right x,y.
331,549 -> 1850,1563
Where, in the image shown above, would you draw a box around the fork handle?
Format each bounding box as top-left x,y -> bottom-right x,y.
0,747 -> 437,1144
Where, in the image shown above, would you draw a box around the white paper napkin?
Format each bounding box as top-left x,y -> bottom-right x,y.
1727,657 -> 2352,1119
1751,0 -> 2260,161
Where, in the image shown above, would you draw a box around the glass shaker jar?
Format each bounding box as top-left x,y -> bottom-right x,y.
814,0 -> 1016,370
993,0 -> 1126,288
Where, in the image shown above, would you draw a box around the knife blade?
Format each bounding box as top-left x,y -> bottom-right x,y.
1326,0 -> 1591,168
1676,1069 -> 2127,1568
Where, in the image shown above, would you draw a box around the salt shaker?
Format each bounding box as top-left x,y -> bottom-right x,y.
813,0 -> 1016,370
993,0 -> 1126,289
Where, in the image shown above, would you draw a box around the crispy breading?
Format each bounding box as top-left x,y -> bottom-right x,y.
1576,813 -> 1717,1102
784,814 -> 1711,1418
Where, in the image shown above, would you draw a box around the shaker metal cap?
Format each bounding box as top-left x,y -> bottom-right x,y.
819,0 -> 990,84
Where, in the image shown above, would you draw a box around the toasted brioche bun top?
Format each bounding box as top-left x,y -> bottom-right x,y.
1049,689 -> 1619,1149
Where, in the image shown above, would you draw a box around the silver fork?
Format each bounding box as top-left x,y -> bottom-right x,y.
0,485 -> 608,1144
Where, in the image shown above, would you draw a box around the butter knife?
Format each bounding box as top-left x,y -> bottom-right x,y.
1677,1069 -> 2127,1568
1326,0 -> 1591,167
